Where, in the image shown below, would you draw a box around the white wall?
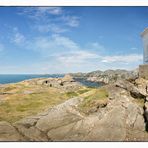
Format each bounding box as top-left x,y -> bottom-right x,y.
141,32 -> 148,64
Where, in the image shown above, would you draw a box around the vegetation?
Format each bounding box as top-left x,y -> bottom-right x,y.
65,88 -> 90,98
79,87 -> 109,114
66,91 -> 78,97
0,83 -> 91,123
0,80 -> 108,122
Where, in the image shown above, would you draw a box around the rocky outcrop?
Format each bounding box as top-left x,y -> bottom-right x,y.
19,74 -> 82,92
1,78 -> 148,141
71,69 -> 138,84
11,97 -> 84,141
0,121 -> 25,141
115,80 -> 146,99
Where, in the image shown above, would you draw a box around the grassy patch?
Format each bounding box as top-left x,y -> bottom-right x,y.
79,87 -> 108,114
0,86 -> 71,123
0,83 -> 92,123
0,85 -> 17,93
66,91 -> 78,98
65,88 -> 91,98
77,88 -> 90,94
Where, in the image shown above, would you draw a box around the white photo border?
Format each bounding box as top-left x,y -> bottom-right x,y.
0,0 -> 148,6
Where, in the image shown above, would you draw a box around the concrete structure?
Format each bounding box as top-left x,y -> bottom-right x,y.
141,28 -> 148,64
139,65 -> 148,79
139,28 -> 148,79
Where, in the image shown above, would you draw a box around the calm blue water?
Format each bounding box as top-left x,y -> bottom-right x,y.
0,74 -> 103,88
0,74 -> 64,84
74,78 -> 104,88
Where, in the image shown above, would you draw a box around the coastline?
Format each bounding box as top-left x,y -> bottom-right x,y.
0,74 -> 65,85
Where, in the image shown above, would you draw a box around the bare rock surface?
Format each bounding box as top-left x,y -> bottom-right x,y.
71,69 -> 138,84
115,80 -> 146,99
35,97 -> 84,132
0,121 -> 25,141
0,78 -> 148,141
85,106 -> 126,141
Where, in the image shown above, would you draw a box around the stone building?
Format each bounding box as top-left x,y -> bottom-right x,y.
139,28 -> 148,79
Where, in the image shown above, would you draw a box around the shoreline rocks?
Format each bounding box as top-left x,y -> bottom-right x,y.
1,69 -> 148,141
0,77 -> 148,141
70,69 -> 139,84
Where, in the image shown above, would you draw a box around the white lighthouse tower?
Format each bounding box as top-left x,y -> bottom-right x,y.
141,28 -> 148,64
139,28 -> 148,79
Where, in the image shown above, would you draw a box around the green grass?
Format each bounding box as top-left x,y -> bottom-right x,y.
66,91 -> 78,97
77,89 -> 90,94
0,86 -> 70,122
0,85 -> 17,93
79,87 -> 108,113
65,88 -> 92,98
0,83 -> 92,123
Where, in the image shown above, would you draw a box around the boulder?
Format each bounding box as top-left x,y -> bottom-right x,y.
47,115 -> 99,141
85,107 -> 126,141
126,103 -> 145,131
36,97 -> 84,132
13,116 -> 49,141
115,80 -> 146,99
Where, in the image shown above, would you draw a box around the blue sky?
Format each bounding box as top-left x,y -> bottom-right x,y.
0,7 -> 147,74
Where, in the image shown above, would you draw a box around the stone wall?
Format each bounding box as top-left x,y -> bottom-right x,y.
139,64 -> 148,79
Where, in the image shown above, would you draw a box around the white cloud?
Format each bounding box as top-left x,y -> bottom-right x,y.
11,28 -> 25,45
61,16 -> 80,27
56,50 -> 99,65
101,54 -> 143,63
29,34 -> 80,55
19,7 -> 63,19
25,34 -> 143,71
18,7 -> 80,35
36,7 -> 62,15
24,34 -> 101,73
23,34 -> 143,73
36,24 -> 68,33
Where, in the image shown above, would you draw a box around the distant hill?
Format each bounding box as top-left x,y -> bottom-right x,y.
70,69 -> 139,84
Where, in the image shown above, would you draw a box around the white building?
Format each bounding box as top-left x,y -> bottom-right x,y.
141,28 -> 148,64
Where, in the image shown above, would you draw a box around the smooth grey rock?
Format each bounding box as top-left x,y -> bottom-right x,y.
133,114 -> 145,131
47,122 -> 76,141
0,121 -> 24,141
126,103 -> 145,131
36,97 -> 84,132
115,80 -> 146,99
85,107 -> 126,141
14,124 -> 48,141
71,69 -> 138,84
47,115 -> 99,141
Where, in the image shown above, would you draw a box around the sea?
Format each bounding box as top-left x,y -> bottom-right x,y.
0,74 -> 103,88
0,74 -> 64,84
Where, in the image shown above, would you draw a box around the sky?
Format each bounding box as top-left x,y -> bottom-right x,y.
0,7 -> 148,74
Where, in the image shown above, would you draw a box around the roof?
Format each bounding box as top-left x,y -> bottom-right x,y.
141,27 -> 148,38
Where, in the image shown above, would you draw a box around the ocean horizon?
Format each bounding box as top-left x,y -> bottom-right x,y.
0,74 -> 65,84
